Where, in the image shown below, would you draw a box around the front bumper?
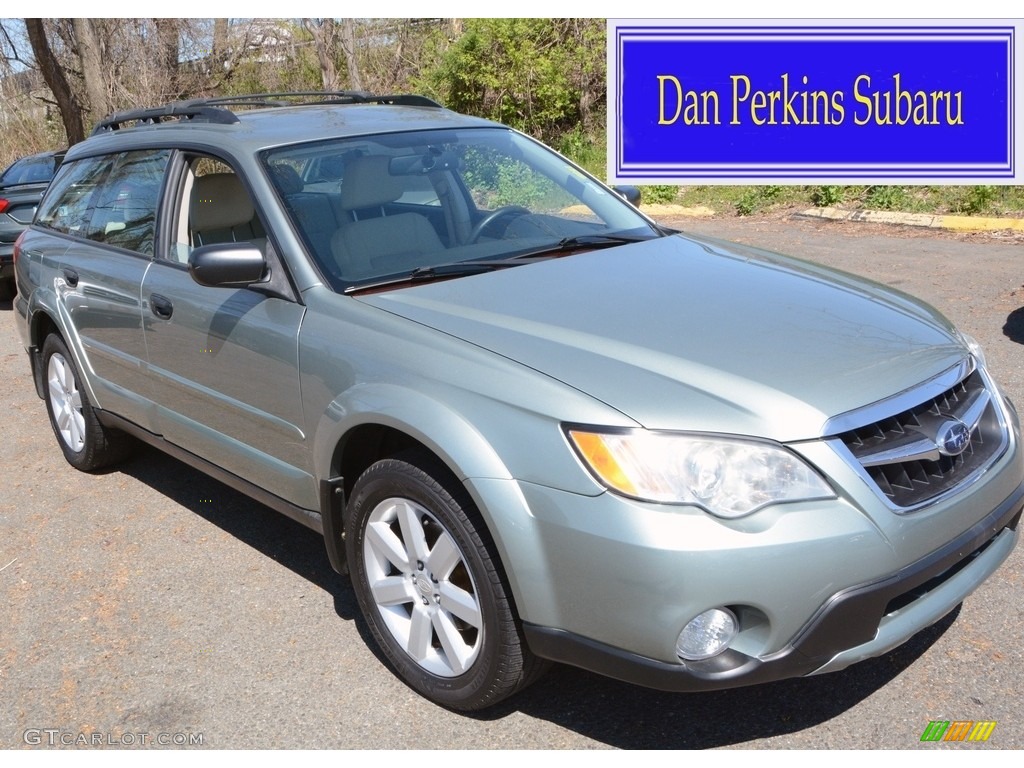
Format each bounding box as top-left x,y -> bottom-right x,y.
523,479 -> 1023,691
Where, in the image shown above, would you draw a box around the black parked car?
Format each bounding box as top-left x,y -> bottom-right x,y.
0,149 -> 65,300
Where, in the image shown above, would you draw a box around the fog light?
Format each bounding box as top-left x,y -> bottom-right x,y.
676,608 -> 738,661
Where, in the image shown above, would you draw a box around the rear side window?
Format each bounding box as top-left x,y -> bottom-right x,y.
35,149 -> 170,256
0,154 -> 59,186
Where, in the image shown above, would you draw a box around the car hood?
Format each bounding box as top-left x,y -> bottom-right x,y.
357,234 -> 967,441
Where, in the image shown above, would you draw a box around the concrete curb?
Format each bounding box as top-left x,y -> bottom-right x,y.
638,203 -> 716,218
798,206 -> 1024,233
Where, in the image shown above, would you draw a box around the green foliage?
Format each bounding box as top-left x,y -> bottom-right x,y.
735,185 -> 783,216
812,185 -> 844,207
426,18 -> 604,141
639,185 -> 679,204
864,186 -> 908,211
557,125 -> 605,178
956,185 -> 997,215
461,147 -> 567,210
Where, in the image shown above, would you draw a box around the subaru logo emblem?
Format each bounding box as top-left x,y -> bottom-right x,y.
936,420 -> 972,457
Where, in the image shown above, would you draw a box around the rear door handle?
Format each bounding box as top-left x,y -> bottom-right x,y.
62,268 -> 78,287
150,293 -> 173,319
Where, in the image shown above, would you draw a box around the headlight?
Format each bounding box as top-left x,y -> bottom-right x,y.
566,428 -> 835,518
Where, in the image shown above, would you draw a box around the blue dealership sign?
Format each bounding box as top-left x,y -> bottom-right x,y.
608,21 -> 1021,183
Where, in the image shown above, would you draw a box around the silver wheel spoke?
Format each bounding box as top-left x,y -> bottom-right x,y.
426,531 -> 460,580
396,500 -> 429,564
366,520 -> 411,573
69,408 -> 85,449
48,375 -> 64,407
407,604 -> 433,661
370,575 -> 413,606
438,582 -> 482,628
432,610 -> 471,675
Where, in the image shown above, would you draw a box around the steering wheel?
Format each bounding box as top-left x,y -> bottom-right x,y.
467,205 -> 532,244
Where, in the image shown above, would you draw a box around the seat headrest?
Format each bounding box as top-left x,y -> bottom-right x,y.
269,163 -> 303,195
339,155 -> 403,211
190,173 -> 255,231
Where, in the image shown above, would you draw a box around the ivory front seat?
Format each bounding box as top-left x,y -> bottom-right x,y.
190,172 -> 266,252
330,155 -> 443,278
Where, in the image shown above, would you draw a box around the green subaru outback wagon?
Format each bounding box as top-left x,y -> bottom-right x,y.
13,92 -> 1023,711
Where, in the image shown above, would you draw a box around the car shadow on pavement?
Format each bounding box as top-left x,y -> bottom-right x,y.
117,443 -> 360,622
116,442 -> 958,748
1002,307 -> 1024,345
490,608 -> 958,748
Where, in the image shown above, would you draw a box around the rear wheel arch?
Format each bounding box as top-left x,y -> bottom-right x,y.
28,311 -> 62,399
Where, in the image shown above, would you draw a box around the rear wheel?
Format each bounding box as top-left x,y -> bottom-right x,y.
42,334 -> 130,471
346,450 -> 544,710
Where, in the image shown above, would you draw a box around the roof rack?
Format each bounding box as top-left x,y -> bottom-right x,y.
194,91 -> 444,109
92,91 -> 443,135
92,104 -> 239,135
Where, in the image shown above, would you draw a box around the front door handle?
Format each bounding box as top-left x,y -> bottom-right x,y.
150,293 -> 173,319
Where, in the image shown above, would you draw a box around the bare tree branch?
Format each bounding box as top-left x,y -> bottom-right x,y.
25,18 -> 85,144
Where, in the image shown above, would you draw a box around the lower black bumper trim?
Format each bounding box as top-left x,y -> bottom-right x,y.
524,480 -> 1024,693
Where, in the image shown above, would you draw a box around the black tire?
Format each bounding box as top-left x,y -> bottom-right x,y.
0,278 -> 15,302
345,450 -> 545,711
41,334 -> 130,471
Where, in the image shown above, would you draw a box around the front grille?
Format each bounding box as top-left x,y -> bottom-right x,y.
839,369 -> 1007,508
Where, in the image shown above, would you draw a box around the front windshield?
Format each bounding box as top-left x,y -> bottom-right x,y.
262,127 -> 658,290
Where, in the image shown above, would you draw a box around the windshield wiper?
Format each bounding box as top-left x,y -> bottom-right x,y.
515,233 -> 653,260
345,235 -> 653,293
345,258 -> 531,293
407,258 -> 526,280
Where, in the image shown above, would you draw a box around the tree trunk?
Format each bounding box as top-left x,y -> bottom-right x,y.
154,18 -> 181,100
24,18 -> 86,144
340,19 -> 363,91
72,18 -> 109,124
302,18 -> 340,92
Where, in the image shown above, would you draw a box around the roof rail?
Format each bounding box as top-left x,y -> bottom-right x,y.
91,91 -> 443,135
92,104 -> 239,135
193,91 -> 444,109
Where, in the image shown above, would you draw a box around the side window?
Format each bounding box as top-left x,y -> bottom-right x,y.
88,150 -> 170,255
168,155 -> 265,264
36,155 -> 113,236
35,149 -> 170,256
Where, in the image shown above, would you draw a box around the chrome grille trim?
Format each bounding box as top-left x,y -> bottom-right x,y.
822,358 -> 973,436
829,360 -> 1010,512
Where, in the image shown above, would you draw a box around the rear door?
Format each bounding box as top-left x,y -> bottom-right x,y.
33,150 -> 170,430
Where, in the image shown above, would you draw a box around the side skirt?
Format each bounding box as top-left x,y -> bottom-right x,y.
97,409 -> 326,536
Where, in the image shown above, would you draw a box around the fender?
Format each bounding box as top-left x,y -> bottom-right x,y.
312,382 -> 515,486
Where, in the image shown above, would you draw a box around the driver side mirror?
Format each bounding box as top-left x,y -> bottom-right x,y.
188,243 -> 267,288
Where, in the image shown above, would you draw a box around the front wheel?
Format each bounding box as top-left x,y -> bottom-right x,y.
346,451 -> 544,710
